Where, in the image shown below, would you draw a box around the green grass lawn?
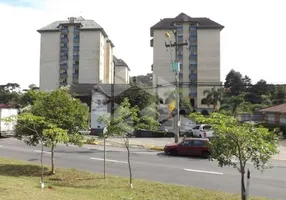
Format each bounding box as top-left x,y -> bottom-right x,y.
0,157 -> 268,200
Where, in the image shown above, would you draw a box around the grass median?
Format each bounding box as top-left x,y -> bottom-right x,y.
0,157 -> 267,200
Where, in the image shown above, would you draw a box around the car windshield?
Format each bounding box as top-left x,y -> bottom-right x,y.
203,125 -> 212,130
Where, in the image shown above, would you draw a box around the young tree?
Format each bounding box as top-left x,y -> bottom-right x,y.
43,125 -> 69,174
6,112 -> 46,187
98,98 -> 159,188
15,87 -> 89,174
190,112 -> 279,200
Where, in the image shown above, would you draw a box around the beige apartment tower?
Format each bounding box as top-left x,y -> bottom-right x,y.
37,16 -> 115,91
150,13 -> 224,112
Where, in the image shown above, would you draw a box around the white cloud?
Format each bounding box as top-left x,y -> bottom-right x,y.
1,0 -> 286,90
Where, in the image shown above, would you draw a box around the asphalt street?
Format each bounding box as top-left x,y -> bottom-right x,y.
0,138 -> 286,200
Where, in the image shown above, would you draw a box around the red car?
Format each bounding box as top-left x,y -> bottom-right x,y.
164,138 -> 211,159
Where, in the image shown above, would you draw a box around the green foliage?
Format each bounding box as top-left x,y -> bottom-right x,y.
0,83 -> 21,107
43,125 -> 69,148
98,98 -> 159,137
190,112 -> 279,172
31,87 -> 89,136
203,87 -> 223,110
164,89 -> 193,113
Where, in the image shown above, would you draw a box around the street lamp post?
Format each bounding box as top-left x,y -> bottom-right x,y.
165,31 -> 188,143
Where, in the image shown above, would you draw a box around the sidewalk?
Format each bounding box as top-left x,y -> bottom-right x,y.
87,137 -> 286,161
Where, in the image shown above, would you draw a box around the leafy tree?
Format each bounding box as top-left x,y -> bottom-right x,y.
272,85 -> 286,105
32,87 -> 89,136
130,73 -> 153,87
219,93 -> 246,115
98,98 -> 159,189
203,87 -> 223,110
0,83 -> 21,107
224,69 -> 244,96
43,125 -> 69,174
190,112 -> 279,200
14,87 -> 89,174
241,75 -> 252,91
114,85 -> 159,120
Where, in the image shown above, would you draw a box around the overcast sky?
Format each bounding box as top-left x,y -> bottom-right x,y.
0,0 -> 285,89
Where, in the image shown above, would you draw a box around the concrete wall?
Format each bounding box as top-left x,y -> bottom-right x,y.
114,66 -> 129,84
39,32 -> 60,91
152,30 -> 176,102
78,30 -> 101,84
196,29 -> 221,109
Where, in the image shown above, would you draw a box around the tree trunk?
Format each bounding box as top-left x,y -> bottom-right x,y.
126,138 -> 133,189
51,144 -> 55,175
103,137 -> 106,179
213,104 -> 217,110
241,171 -> 246,200
40,140 -> 44,183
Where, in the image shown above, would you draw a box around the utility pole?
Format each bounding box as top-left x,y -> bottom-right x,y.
165,32 -> 188,143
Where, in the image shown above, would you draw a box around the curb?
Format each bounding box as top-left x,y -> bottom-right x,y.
147,146 -> 164,151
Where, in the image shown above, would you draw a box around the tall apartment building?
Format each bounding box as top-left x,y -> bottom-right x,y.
150,13 -> 224,112
37,16 -> 115,91
113,56 -> 130,84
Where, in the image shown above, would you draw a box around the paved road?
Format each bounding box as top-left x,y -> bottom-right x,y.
0,138 -> 286,200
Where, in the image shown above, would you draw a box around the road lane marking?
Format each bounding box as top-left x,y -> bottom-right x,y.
184,168 -> 223,175
0,145 -> 2,148
34,150 -> 51,154
90,157 -> 127,164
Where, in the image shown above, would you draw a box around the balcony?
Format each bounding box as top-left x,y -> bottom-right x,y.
59,73 -> 68,79
189,55 -> 197,60
189,80 -> 197,86
60,38 -> 69,43
74,29 -> 80,34
189,74 -> 197,80
60,56 -> 68,61
189,26 -> 197,31
60,33 -> 68,38
189,92 -> 197,97
189,51 -> 197,56
60,46 -> 68,52
73,64 -> 79,69
59,63 -> 68,69
61,29 -> 69,34
60,52 -> 68,56
73,38 -> 80,43
73,55 -> 79,60
73,73 -> 79,79
59,78 -> 67,84
73,46 -> 79,51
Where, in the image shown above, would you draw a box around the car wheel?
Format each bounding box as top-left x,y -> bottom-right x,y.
201,151 -> 210,159
169,149 -> 177,156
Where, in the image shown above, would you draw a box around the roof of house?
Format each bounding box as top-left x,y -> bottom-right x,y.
37,16 -> 108,37
259,103 -> 286,114
113,56 -> 130,71
150,12 -> 224,37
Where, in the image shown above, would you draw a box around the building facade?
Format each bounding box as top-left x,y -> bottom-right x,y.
37,16 -> 115,91
150,13 -> 224,111
113,56 -> 130,84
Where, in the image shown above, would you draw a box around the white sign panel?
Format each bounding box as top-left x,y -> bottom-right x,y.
91,93 -> 107,113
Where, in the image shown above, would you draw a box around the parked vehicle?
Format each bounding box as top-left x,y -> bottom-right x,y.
164,138 -> 211,158
192,124 -> 214,138
0,108 -> 18,137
